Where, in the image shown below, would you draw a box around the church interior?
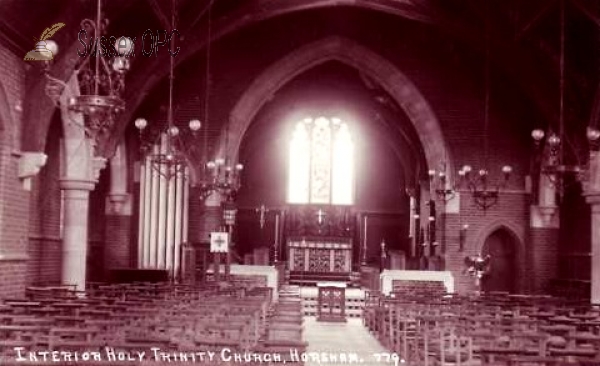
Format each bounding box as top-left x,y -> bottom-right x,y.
1,0 -> 600,364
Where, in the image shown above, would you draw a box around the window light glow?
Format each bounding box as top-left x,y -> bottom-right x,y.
288,123 -> 310,203
287,117 -> 354,205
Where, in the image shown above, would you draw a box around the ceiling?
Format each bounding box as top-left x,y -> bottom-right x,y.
3,0 -> 599,155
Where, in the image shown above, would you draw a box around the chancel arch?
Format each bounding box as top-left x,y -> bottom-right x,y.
231,53 -> 426,281
217,36 -> 453,188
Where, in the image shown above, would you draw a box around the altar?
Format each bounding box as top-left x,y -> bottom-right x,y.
287,237 -> 352,284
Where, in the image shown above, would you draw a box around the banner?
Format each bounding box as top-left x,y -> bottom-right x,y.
210,232 -> 229,253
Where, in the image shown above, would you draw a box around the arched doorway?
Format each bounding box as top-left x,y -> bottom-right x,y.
481,229 -> 517,293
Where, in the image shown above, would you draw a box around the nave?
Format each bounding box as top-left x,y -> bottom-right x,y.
2,0 -> 600,365
3,280 -> 600,365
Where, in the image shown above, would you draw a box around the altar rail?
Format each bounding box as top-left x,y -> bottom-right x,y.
380,270 -> 455,295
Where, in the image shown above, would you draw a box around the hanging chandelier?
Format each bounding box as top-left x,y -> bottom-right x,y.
134,0 -> 201,181
531,0 -> 600,196
43,0 -> 132,156
199,159 -> 244,200
196,3 -> 243,201
456,6 -> 511,212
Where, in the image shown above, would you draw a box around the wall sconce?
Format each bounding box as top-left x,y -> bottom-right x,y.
428,163 -> 456,202
458,165 -> 512,211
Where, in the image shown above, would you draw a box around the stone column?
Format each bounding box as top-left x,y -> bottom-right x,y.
587,194 -> 600,304
585,150 -> 600,304
529,170 -> 560,294
60,179 -> 94,290
58,75 -> 105,291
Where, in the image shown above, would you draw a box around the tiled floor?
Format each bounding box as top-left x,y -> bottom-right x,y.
302,317 -> 403,366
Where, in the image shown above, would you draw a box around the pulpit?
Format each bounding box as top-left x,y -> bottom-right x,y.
287,237 -> 352,284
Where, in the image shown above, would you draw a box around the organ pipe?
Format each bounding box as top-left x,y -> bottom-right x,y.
138,134 -> 189,279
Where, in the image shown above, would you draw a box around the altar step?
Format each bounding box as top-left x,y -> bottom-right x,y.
300,286 -> 365,318
287,271 -> 361,287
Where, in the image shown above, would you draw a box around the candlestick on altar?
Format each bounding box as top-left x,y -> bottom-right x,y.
409,196 -> 417,257
362,215 -> 368,265
380,239 -> 387,272
316,208 -> 326,225
274,214 -> 280,263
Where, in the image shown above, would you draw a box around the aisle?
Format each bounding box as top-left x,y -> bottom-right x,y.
302,317 -> 403,366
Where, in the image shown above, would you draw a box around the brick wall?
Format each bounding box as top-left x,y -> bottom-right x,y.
530,227 -> 559,293
104,214 -> 133,271
188,187 -> 204,243
27,118 -> 62,287
439,189 -> 561,295
441,190 -> 530,294
0,44 -> 31,299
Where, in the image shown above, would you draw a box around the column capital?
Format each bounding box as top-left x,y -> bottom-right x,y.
17,152 -> 47,191
530,204 -> 559,229
59,178 -> 96,192
92,157 -> 107,182
584,191 -> 600,207
106,193 -> 132,215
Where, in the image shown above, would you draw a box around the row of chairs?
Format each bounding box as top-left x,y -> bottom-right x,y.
0,280 -> 300,365
364,291 -> 600,365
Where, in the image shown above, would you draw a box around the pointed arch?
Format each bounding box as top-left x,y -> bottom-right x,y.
218,36 -> 452,186
473,219 -> 526,293
473,219 -> 525,255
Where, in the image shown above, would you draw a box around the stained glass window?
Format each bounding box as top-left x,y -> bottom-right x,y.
288,117 -> 354,205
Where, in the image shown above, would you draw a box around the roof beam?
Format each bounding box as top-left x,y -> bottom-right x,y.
0,18 -> 31,56
148,0 -> 172,30
573,0 -> 600,27
515,0 -> 557,40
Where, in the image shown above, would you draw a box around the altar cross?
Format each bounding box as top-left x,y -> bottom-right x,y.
255,204 -> 270,229
316,208 -> 326,225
